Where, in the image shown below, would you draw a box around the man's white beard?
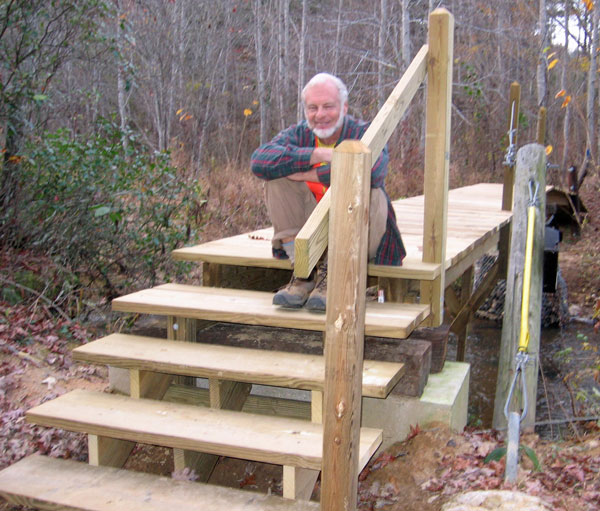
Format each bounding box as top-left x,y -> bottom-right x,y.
309,109 -> 345,140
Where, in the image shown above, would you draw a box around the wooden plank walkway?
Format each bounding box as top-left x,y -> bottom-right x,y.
173,183 -> 512,283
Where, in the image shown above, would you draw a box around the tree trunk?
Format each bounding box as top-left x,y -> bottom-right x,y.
560,0 -> 571,181
116,0 -> 129,152
377,0 -> 388,108
585,5 -> 599,161
536,0 -> 548,108
334,0 -> 344,75
253,0 -> 267,145
297,0 -> 307,123
401,0 -> 411,71
276,0 -> 288,130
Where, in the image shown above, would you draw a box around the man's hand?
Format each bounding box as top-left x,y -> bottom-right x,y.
309,147 -> 333,165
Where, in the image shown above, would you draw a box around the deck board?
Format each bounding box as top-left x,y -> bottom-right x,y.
172,183 -> 511,282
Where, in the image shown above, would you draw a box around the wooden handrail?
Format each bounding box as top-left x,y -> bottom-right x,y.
293,44 -> 430,279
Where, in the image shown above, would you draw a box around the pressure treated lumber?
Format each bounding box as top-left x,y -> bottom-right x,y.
112,284 -> 430,339
420,8 -> 454,327
493,144 -> 546,431
0,454 -> 320,511
171,184 -> 511,289
321,139 -> 371,511
26,389 -> 382,472
73,334 -> 406,398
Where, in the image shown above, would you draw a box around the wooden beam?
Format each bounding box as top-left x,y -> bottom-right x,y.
294,190 -> 331,279
493,144 -> 546,431
502,82 -> 520,211
321,140 -> 372,511
0,455 -> 322,511
282,390 -> 323,500
455,265 -> 474,362
444,231 -> 499,286
27,389 -> 382,473
175,379 -> 251,481
449,259 -> 500,340
420,8 -> 454,327
88,434 -> 134,468
361,44 -> 429,161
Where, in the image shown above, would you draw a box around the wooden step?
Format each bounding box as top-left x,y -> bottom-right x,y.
173,234 -> 441,280
73,333 -> 405,398
0,454 -> 320,510
112,283 -> 430,339
26,389 -> 382,472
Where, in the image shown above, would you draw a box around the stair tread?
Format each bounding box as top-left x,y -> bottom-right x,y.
73,333 -> 405,398
0,454 -> 320,511
112,283 -> 430,339
26,389 -> 381,471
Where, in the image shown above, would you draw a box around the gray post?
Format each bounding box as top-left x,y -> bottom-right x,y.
493,144 -> 546,432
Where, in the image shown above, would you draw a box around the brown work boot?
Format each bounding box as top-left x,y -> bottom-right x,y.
305,263 -> 327,312
272,272 -> 316,308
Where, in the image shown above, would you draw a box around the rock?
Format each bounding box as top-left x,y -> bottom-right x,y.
442,490 -> 551,511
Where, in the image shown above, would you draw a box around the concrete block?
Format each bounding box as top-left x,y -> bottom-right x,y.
362,361 -> 469,450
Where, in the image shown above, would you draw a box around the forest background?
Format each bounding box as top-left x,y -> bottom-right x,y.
0,0 -> 598,311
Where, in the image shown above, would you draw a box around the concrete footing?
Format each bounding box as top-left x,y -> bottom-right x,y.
110,360 -> 470,451
362,361 -> 470,449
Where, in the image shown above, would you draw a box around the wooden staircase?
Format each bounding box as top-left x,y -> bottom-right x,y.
0,9 -> 458,511
0,326 -> 405,509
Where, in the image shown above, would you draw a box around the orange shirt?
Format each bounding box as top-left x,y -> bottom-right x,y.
306,138 -> 333,202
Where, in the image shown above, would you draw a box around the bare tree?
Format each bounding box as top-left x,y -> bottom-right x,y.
254,0 -> 267,145
401,0 -> 411,71
297,0 -> 307,122
537,0 -> 548,108
587,4 -> 599,160
377,0 -> 388,108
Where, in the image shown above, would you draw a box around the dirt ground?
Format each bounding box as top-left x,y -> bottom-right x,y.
0,175 -> 599,510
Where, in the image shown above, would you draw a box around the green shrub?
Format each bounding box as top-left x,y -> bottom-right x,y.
13,117 -> 204,297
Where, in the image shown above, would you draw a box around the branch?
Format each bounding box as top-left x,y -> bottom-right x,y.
0,276 -> 72,322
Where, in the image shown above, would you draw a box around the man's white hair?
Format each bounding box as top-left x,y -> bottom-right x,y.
301,73 -> 348,106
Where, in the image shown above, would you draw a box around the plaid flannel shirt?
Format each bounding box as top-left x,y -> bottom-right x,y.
251,116 -> 405,266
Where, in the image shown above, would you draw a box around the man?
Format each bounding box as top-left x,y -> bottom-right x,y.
251,72 -> 405,312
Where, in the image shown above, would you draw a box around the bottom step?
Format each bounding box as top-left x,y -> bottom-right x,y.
0,454 -> 320,510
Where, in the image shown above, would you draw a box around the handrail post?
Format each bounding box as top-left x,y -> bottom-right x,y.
420,8 -> 454,326
321,140 -> 371,511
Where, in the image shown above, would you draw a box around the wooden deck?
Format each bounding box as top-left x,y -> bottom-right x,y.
173,183 -> 512,285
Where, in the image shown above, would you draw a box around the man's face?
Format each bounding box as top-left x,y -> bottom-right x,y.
304,80 -> 348,142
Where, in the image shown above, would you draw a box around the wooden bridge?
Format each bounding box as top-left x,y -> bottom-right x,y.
0,8 -> 516,511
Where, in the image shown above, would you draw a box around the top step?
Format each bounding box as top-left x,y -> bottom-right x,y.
0,454 -> 321,511
112,283 -> 430,339
173,234 -> 441,281
73,333 -> 406,398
